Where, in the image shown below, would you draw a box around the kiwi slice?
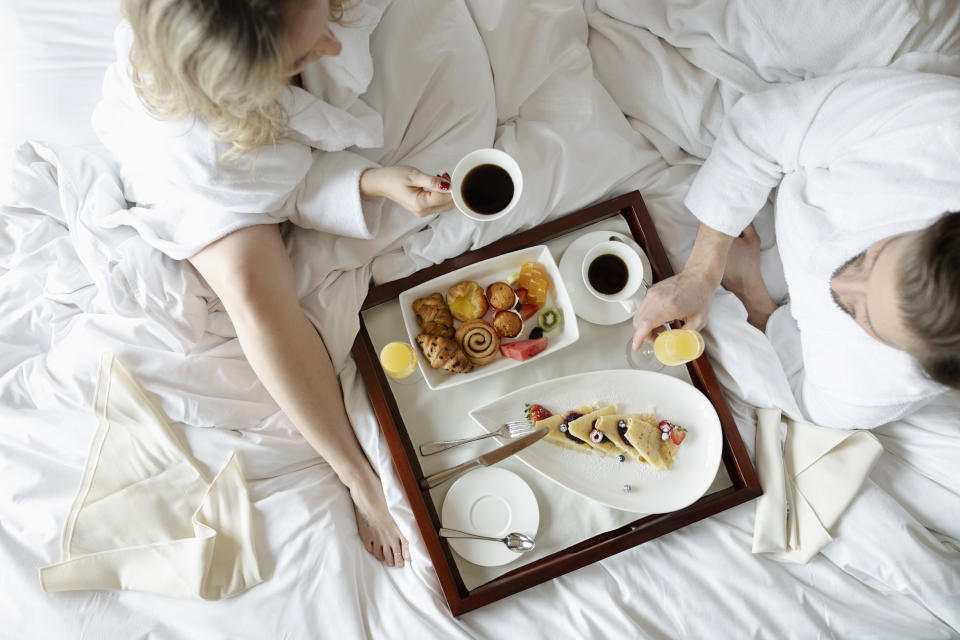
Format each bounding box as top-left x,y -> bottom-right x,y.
538,307 -> 562,332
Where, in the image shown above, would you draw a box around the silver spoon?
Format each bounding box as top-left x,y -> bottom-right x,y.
439,527 -> 536,553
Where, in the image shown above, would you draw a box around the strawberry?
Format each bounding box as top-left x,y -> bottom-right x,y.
525,403 -> 552,423
514,287 -> 529,305
670,425 -> 687,445
518,303 -> 539,320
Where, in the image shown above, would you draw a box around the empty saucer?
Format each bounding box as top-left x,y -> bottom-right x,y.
440,467 -> 539,567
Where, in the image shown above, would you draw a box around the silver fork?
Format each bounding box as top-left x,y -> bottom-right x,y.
419,420 -> 534,456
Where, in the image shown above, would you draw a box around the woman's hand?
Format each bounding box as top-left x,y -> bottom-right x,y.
360,166 -> 453,217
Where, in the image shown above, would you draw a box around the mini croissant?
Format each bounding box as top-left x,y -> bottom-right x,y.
416,333 -> 473,373
413,293 -> 455,338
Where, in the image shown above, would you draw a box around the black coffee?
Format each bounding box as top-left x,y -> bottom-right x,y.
461,164 -> 514,214
587,253 -> 628,295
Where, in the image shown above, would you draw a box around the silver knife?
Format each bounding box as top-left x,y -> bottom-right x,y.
420,426 -> 548,489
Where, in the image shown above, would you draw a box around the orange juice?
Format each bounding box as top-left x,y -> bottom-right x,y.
379,342 -> 418,379
518,262 -> 551,306
653,329 -> 705,366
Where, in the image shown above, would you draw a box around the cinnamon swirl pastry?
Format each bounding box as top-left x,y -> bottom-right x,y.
454,319 -> 500,365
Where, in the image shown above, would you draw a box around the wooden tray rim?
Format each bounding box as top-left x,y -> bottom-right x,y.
351,191 -> 761,616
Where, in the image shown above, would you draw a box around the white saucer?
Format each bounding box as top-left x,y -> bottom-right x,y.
440,467 -> 539,567
558,230 -> 653,325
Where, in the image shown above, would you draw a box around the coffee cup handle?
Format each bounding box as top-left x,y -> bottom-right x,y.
618,282 -> 648,315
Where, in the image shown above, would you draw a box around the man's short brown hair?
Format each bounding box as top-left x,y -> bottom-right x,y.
899,211 -> 960,389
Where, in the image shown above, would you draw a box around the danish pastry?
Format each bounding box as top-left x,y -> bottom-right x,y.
485,281 -> 517,311
415,334 -> 473,373
454,319 -> 500,365
446,281 -> 488,322
412,292 -> 455,338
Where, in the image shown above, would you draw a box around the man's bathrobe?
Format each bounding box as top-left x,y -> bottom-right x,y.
686,68 -> 960,429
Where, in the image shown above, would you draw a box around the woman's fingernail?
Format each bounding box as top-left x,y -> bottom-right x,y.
440,181 -> 450,191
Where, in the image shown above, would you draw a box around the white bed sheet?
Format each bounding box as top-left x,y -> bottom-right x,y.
2,0 -> 959,638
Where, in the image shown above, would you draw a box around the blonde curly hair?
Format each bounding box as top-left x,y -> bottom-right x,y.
121,0 -> 347,158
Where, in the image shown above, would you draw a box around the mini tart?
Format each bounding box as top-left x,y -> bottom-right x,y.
492,310 -> 523,338
623,415 -> 668,469
485,281 -> 518,311
567,405 -> 618,454
446,280 -> 488,322
454,319 -> 500,365
538,405 -> 595,452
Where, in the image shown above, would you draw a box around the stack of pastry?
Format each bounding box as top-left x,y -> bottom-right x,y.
413,292 -> 472,372
534,404 -> 681,470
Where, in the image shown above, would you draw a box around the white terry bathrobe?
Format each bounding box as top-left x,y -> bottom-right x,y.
91,2 -> 392,260
685,68 -> 960,429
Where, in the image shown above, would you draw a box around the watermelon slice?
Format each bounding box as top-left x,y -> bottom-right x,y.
500,337 -> 548,361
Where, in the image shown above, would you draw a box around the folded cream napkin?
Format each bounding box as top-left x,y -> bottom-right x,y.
39,355 -> 262,599
752,407 -> 883,563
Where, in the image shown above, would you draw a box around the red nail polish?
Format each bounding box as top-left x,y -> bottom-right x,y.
440,181 -> 450,190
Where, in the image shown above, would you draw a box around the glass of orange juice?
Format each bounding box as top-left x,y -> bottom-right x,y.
626,328 -> 704,370
379,341 -> 420,384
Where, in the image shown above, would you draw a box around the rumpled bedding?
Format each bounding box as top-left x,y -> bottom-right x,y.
2,0 -> 959,637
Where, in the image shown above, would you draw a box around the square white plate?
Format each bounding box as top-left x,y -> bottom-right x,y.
398,245 -> 579,391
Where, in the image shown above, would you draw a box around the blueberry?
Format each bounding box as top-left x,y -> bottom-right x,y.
559,424 -> 568,433
529,327 -> 544,339
617,454 -> 625,462
617,419 -> 626,429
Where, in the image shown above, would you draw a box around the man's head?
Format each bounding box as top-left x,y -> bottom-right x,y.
830,211 -> 960,389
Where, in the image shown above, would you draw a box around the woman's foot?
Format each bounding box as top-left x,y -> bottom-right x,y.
349,474 -> 409,568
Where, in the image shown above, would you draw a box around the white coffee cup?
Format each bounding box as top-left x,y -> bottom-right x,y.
581,240 -> 647,313
450,148 -> 523,221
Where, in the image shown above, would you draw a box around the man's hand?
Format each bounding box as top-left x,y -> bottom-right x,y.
630,223 -> 735,350
630,270 -> 719,349
360,166 -> 453,217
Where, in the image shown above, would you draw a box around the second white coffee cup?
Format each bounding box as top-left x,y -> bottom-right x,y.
581,240 -> 647,314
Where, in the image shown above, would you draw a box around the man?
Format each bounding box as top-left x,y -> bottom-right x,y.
631,68 -> 960,429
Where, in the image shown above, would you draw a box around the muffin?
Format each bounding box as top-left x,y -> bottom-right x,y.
492,309 -> 523,338
485,281 -> 518,311
446,280 -> 488,322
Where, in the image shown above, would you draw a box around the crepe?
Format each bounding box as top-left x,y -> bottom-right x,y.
567,405 -> 618,454
594,414 -> 647,458
623,415 -> 667,469
537,405 -> 596,452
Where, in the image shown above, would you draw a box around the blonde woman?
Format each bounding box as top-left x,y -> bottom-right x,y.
94,0 -> 494,568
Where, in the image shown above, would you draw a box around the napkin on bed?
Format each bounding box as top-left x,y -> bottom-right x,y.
39,355 -> 262,599
752,407 -> 882,564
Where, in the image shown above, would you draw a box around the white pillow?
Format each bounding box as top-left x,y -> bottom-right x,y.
0,0 -> 121,154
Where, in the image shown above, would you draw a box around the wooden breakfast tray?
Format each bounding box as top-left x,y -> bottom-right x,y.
351,191 -> 761,616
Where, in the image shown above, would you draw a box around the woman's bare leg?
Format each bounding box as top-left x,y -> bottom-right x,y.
190,224 -> 408,567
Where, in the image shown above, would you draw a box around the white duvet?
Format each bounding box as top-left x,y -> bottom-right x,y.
2,0 -> 959,638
